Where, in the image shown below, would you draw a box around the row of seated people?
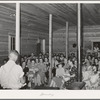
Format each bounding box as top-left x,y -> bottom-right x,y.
82,52 -> 100,90
23,51 -> 100,90
19,52 -> 84,89
3,50 -> 100,90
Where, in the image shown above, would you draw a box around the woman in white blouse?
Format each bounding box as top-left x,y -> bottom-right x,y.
50,63 -> 65,89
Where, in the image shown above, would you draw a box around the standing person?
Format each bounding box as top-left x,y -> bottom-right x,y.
0,50 -> 25,89
94,44 -> 99,53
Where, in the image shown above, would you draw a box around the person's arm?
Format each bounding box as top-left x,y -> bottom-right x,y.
18,65 -> 26,85
20,76 -> 26,84
83,77 -> 90,82
70,74 -> 75,78
63,73 -> 70,77
56,69 -> 59,77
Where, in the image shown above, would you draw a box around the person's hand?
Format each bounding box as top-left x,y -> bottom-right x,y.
22,83 -> 26,87
20,76 -> 26,84
70,74 -> 75,77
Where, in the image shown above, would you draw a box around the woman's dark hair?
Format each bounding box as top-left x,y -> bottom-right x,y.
57,63 -> 64,68
92,64 -> 98,72
72,61 -> 75,65
39,58 -> 44,62
30,59 -> 35,62
61,63 -> 65,67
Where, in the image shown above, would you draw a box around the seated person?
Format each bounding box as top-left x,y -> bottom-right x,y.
50,63 -> 65,89
83,65 -> 99,90
27,59 -> 39,88
82,65 -> 91,89
63,68 -> 75,82
64,60 -> 77,88
88,65 -> 99,89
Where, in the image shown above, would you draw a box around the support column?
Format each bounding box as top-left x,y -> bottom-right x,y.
65,22 -> 69,59
15,3 -> 20,53
77,3 -> 82,82
42,39 -> 46,54
49,14 -> 52,81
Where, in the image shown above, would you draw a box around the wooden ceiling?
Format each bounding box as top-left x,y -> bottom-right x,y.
20,3 -> 77,33
0,3 -> 100,33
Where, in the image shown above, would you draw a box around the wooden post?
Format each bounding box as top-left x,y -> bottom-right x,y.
49,14 -> 52,81
65,22 -> 69,59
15,3 -> 20,53
77,3 -> 82,82
42,39 -> 45,54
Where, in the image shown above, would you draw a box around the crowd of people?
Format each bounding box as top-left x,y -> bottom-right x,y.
1,46 -> 100,90
82,51 -> 100,89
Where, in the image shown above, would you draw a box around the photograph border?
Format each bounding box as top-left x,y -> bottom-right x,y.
0,0 -> 100,99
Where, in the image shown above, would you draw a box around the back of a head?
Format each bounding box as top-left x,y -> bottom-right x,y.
9,50 -> 19,62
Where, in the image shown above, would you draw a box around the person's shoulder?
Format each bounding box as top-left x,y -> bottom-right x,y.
15,64 -> 21,67
0,65 -> 4,68
0,65 -> 4,71
15,64 -> 23,70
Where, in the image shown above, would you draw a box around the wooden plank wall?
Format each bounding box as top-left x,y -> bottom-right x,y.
0,21 -> 100,65
0,21 -> 49,66
21,30 -> 49,55
20,28 -> 49,56
53,25 -> 100,56
0,20 -> 15,65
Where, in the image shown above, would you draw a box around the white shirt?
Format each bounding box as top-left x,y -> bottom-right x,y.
90,73 -> 99,84
94,47 -> 99,52
52,59 -> 59,68
56,67 -> 65,77
0,60 -> 24,89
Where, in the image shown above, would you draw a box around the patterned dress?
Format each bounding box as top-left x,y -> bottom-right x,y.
64,66 -> 77,87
